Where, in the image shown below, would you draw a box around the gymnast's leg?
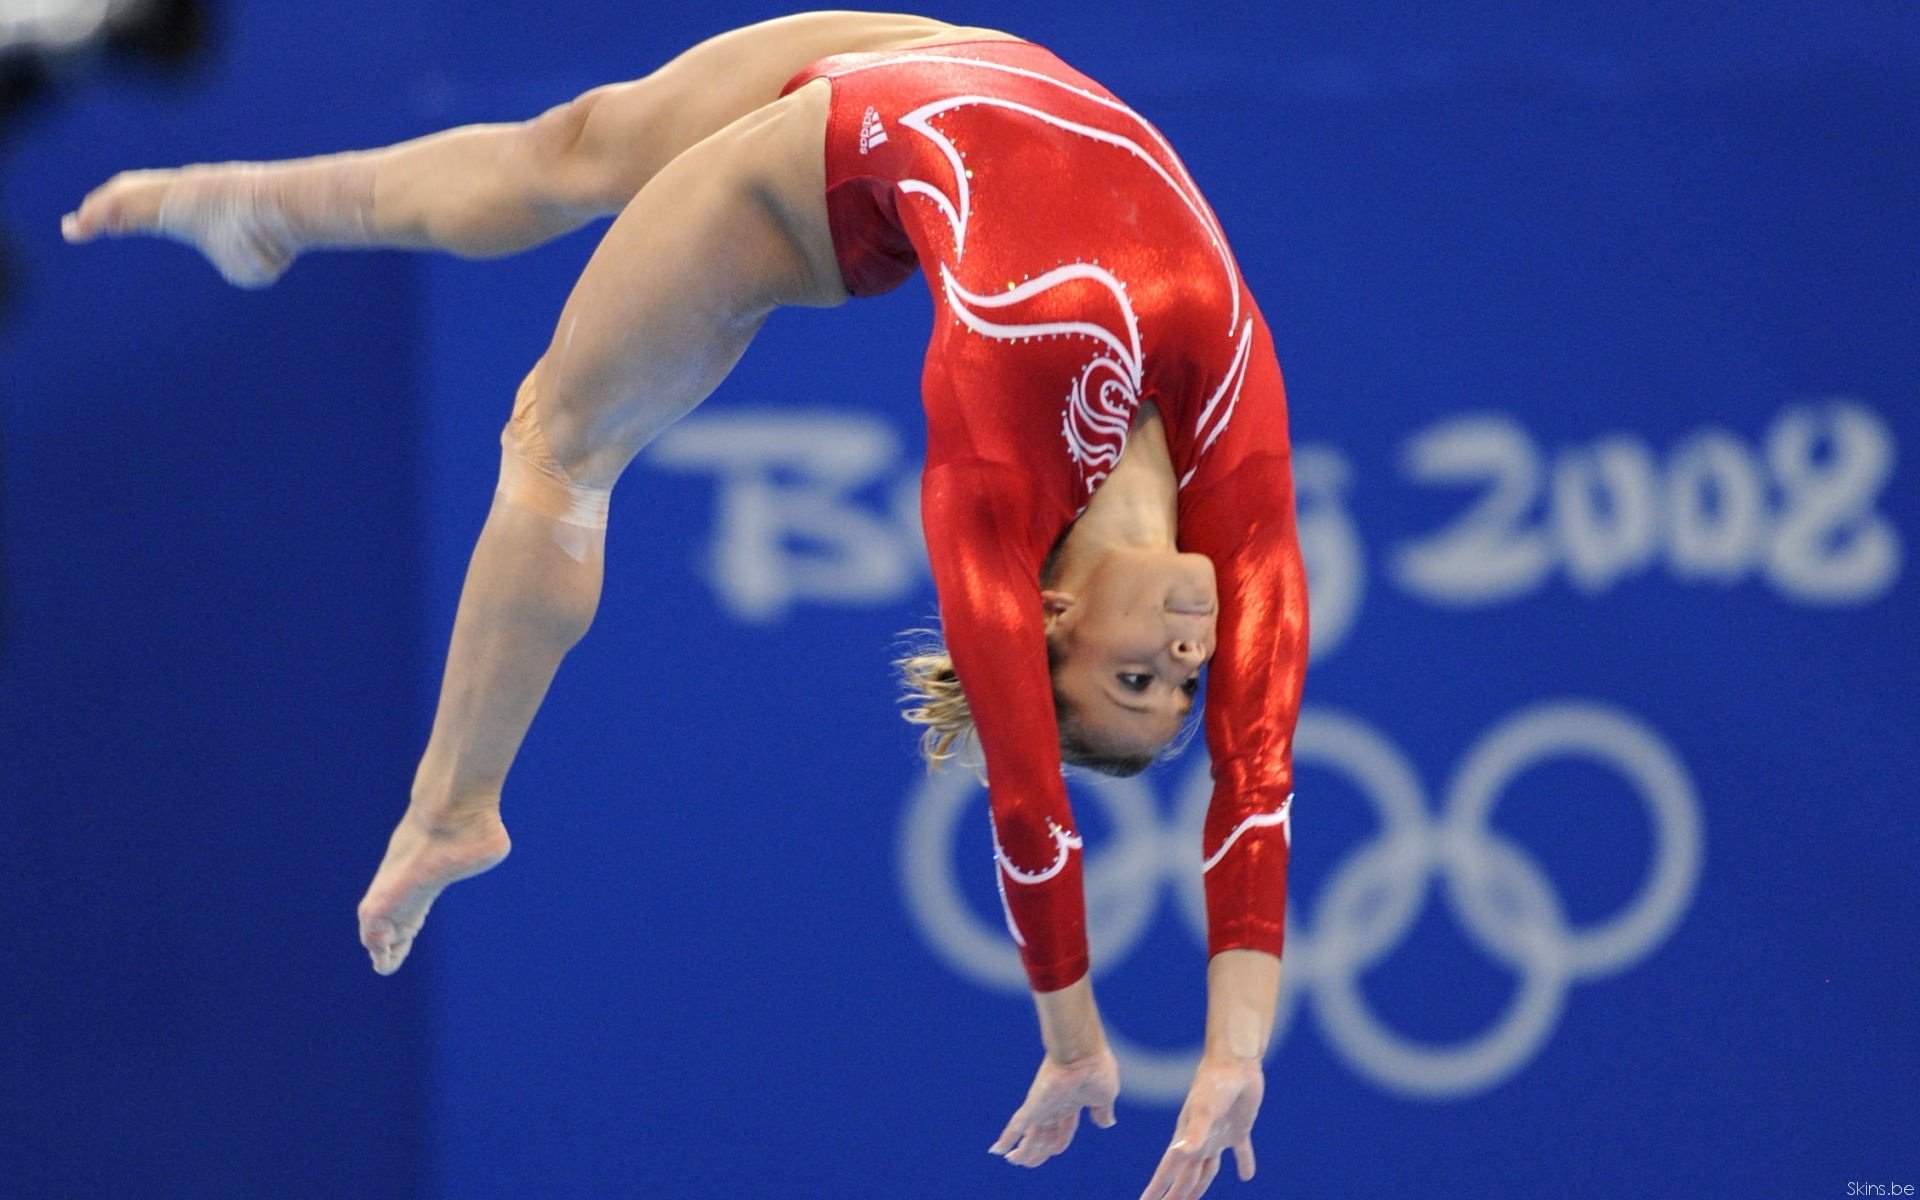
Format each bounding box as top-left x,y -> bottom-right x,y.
356,81 -> 846,974
59,10 -> 966,285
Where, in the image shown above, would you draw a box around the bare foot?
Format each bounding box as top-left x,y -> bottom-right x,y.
357,806 -> 511,975
62,165 -> 299,288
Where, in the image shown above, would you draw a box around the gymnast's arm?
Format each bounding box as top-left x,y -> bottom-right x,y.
1186,448 -> 1307,963
919,459 -> 1121,1163
1142,444 -> 1308,1199
921,461 -> 1091,990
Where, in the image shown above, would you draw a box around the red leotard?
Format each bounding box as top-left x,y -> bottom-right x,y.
784,40 -> 1308,991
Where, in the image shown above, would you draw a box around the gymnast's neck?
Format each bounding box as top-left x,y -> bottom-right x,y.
1044,403 -> 1181,590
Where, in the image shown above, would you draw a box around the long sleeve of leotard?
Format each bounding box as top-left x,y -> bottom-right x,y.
1176,384 -> 1309,962
921,458 -> 1090,992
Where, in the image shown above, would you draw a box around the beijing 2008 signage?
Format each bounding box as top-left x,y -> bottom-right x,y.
644,396 -> 1899,1104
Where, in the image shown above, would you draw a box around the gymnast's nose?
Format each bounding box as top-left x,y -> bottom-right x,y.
1171,639 -> 1206,667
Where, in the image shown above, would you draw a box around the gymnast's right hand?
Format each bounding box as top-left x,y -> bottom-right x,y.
988,1045 -> 1121,1167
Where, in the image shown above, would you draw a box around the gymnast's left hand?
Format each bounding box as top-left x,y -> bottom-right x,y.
1138,1054 -> 1263,1200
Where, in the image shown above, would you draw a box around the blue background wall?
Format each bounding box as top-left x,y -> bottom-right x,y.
3,2 -> 1915,1197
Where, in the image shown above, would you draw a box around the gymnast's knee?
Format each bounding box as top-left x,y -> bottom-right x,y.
496,372 -> 612,531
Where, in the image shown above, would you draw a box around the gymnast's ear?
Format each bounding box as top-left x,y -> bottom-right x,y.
1041,590 -> 1075,619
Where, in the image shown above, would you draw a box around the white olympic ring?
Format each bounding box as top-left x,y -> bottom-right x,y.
897,699 -> 1704,1103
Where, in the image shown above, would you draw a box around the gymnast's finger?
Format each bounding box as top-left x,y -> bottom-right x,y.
1139,1141 -> 1201,1200
1188,1153 -> 1221,1200
1009,1112 -> 1074,1166
989,1108 -> 1028,1156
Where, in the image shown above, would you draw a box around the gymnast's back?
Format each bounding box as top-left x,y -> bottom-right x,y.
782,37 -> 1278,514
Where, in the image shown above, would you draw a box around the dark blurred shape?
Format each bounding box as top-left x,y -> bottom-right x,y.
0,0 -> 207,658
0,0 -> 209,318
103,0 -> 207,67
0,197 -> 13,326
0,16 -> 51,328
1,0 -> 206,66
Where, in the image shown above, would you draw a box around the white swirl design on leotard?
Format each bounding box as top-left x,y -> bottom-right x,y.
1180,317 -> 1255,488
990,817 -> 1085,947
940,263 -> 1147,488
1063,355 -> 1140,482
864,63 -> 1251,494
835,53 -> 1241,328
1201,793 -> 1293,874
992,859 -> 1026,946
939,263 -> 1141,370
895,98 -> 972,256
994,818 -> 1085,886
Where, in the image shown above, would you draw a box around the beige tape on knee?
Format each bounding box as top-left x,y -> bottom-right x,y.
496,384 -> 611,561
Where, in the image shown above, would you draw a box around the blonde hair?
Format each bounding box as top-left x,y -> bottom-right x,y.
895,633 -> 978,772
894,629 -> 1188,779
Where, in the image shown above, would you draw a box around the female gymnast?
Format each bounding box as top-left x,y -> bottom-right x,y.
64,12 -> 1307,1199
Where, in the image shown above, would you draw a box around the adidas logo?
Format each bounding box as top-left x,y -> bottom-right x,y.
859,106 -> 888,154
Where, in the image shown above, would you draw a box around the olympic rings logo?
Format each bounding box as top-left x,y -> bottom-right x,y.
897,699 -> 1704,1102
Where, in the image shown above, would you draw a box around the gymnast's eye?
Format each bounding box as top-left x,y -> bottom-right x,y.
1181,675 -> 1201,696
1118,673 -> 1152,692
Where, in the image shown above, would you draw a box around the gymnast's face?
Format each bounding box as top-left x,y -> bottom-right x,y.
1043,548 -> 1219,761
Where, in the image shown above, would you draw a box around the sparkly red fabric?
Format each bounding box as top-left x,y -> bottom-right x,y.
786,41 -> 1308,991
